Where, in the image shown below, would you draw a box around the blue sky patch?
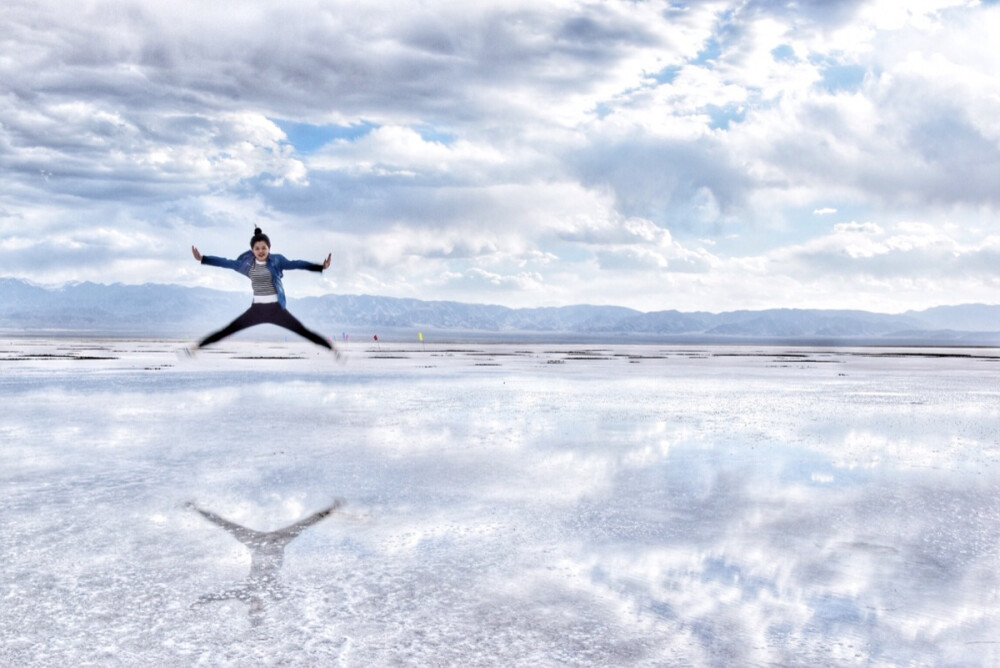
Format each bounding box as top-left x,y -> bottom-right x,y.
706,103 -> 746,130
592,101 -> 614,119
415,125 -> 456,145
772,44 -> 797,63
818,64 -> 867,93
273,119 -> 378,154
694,36 -> 722,66
650,64 -> 681,84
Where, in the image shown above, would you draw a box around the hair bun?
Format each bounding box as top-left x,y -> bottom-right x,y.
254,227 -> 263,235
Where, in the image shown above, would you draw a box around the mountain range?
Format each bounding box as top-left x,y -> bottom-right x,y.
2,277 -> 998,344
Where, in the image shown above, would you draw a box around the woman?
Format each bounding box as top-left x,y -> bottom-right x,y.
188,227 -> 339,357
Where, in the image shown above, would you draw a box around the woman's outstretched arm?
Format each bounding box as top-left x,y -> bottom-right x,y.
194,248 -> 243,271
273,253 -> 331,272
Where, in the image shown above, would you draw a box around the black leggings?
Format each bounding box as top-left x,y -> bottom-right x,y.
199,303 -> 332,349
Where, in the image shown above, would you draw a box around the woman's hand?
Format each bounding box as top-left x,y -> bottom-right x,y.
322,253 -> 331,270
191,245 -> 203,262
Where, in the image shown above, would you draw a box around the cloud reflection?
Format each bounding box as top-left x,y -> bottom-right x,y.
1,343 -> 998,664
555,436 -> 1000,665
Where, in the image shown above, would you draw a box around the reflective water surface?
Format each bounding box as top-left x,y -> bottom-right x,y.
1,340 -> 998,665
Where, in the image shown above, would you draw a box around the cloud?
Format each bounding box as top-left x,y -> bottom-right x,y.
773,220 -> 990,277
308,125 -> 510,180
451,267 -> 544,292
1,0 -> 999,310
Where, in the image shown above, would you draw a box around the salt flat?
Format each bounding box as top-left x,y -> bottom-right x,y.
1,338 -> 999,666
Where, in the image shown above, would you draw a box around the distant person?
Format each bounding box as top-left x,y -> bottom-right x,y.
188,500 -> 343,626
188,227 -> 340,358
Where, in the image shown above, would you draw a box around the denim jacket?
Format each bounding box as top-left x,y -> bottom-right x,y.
201,250 -> 323,309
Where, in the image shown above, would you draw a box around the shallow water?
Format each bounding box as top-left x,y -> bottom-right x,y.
2,339 -> 999,666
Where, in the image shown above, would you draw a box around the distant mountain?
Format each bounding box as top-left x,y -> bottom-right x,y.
906,304 -> 1000,332
0,278 -> 246,334
703,309 -> 922,338
1,278 -> 998,343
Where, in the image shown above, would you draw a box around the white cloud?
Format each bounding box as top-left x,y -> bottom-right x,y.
308,125 -> 509,178
1,0 -> 998,311
455,267 -> 544,292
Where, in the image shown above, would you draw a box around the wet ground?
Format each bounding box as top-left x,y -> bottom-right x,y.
2,339 -> 998,666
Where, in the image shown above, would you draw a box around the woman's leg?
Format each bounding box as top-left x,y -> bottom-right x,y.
197,305 -> 266,348
264,304 -> 333,349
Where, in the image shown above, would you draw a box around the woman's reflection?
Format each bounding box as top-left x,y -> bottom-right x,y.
187,499 -> 343,626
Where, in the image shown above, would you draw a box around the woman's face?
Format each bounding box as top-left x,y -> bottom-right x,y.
252,241 -> 270,262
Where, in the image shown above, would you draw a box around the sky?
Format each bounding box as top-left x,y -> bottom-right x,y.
2,0 -> 999,313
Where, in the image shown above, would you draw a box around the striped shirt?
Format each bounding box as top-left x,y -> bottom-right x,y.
250,261 -> 278,303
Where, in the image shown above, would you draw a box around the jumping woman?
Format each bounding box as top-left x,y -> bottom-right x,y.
188,227 -> 339,357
